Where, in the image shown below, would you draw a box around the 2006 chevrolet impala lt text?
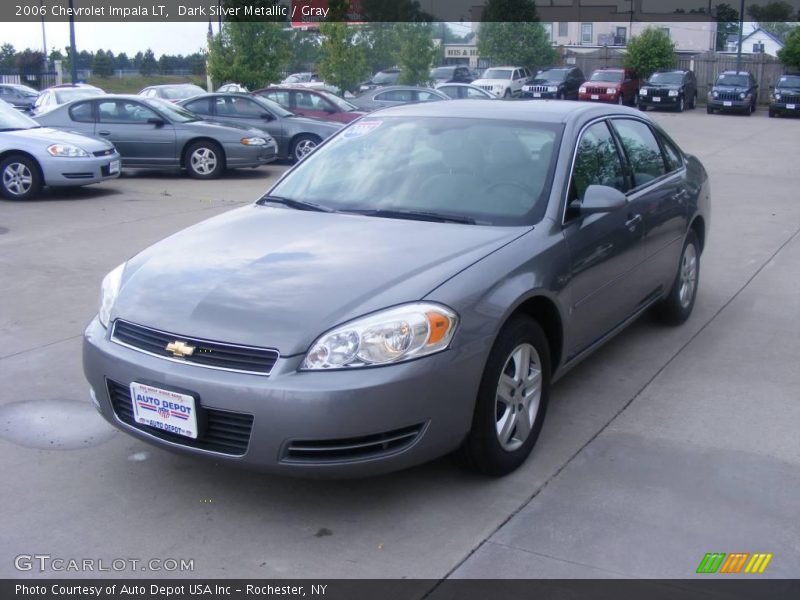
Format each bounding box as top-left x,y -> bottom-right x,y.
83,100 -> 709,477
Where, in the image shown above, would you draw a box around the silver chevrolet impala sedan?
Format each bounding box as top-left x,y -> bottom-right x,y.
84,101 -> 710,477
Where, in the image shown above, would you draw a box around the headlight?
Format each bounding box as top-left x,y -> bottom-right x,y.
579,87 -> 587,93
46,143 -> 89,157
301,302 -> 458,370
98,263 -> 125,328
668,90 -> 679,97
606,88 -> 616,95
774,93 -> 781,101
640,89 -> 648,96
547,86 -> 558,92
712,91 -> 719,98
739,92 -> 746,100
240,137 -> 267,146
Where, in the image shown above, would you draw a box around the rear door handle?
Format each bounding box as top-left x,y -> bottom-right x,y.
625,214 -> 642,231
97,130 -> 111,136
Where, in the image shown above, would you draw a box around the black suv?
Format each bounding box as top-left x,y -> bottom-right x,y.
707,70 -> 758,115
521,66 -> 585,99
358,68 -> 401,94
769,74 -> 800,118
430,65 -> 473,86
638,69 -> 697,112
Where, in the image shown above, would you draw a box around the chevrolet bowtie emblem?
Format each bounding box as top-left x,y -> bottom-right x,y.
165,340 -> 196,358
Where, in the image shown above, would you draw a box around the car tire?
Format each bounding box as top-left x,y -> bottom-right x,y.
290,134 -> 321,162
690,93 -> 697,109
707,106 -> 714,114
617,94 -> 624,105
459,315 -> 551,476
652,230 -> 700,326
0,154 -> 42,200
639,104 -> 648,111
184,141 -> 225,179
503,88 -> 511,99
769,109 -> 776,118
677,96 -> 685,112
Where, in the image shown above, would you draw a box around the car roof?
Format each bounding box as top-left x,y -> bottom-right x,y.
721,70 -> 751,75
146,83 -> 203,89
594,67 -> 625,72
371,98 -> 641,123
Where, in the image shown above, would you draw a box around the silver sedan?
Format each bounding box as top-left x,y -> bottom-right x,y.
0,101 -> 120,200
34,95 -> 278,179
350,86 -> 451,112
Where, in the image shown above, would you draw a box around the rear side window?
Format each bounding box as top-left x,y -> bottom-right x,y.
183,98 -> 211,116
610,119 -> 666,187
569,121 -> 627,204
657,132 -> 683,172
69,101 -> 94,123
376,90 -> 413,102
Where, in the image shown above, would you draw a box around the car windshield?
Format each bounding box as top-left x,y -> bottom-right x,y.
142,97 -> 200,122
252,95 -> 294,117
267,117 -> 561,226
373,71 -> 399,84
590,71 -> 623,83
648,72 -> 684,85
284,74 -> 311,84
12,85 -> 39,97
54,89 -> 101,103
777,75 -> 800,88
158,85 -> 205,100
716,74 -> 749,86
319,91 -> 357,111
431,67 -> 455,78
482,69 -> 512,80
0,102 -> 39,130
534,69 -> 569,82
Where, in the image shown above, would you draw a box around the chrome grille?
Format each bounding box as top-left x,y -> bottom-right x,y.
112,320 -> 279,375
716,91 -> 743,102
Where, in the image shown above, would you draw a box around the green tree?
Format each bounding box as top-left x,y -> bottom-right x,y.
396,23 -> 438,85
747,1 -> 796,42
15,49 -> 45,74
362,23 -> 401,73
208,23 -> 290,89
623,27 -> 676,80
713,3 -> 740,51
139,48 -> 158,75
187,52 -> 207,76
287,29 -> 323,73
478,22 -> 556,70
316,22 -> 369,95
92,49 -> 113,78
777,26 -> 800,70
115,52 -> 130,70
0,43 -> 15,69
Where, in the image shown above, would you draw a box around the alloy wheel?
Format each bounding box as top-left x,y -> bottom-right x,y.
2,162 -> 33,196
679,243 -> 698,309
190,148 -> 217,175
494,343 -> 542,452
294,139 -> 317,160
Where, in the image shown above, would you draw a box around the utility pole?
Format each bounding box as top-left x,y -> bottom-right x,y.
68,0 -> 78,83
736,0 -> 745,73
40,1 -> 47,70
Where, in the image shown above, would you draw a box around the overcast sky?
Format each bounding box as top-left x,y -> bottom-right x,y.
0,22 -> 212,56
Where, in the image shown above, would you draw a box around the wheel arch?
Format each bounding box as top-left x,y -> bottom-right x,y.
180,137 -> 227,169
689,215 -> 706,254
288,132 -> 322,158
0,150 -> 45,184
507,293 -> 565,374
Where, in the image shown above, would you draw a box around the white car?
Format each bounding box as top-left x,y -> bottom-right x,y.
471,66 -> 532,98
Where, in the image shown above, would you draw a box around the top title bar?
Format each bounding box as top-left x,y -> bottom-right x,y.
2,0 -> 800,23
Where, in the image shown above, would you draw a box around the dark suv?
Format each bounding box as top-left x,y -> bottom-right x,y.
707,71 -> 758,115
769,74 -> 800,118
430,65 -> 473,86
521,66 -> 585,100
358,68 -> 401,94
638,69 -> 697,112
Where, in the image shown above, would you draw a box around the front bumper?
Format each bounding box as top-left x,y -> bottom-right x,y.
521,90 -> 559,99
222,142 -> 278,168
579,92 -> 619,103
769,101 -> 800,115
41,152 -> 122,187
83,317 -> 484,477
638,94 -> 680,107
707,98 -> 750,111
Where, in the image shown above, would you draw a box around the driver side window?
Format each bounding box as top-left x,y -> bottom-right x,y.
569,121 -> 628,207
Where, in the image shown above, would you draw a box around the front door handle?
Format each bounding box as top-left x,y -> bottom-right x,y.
97,130 -> 111,136
672,190 -> 688,203
625,214 -> 642,231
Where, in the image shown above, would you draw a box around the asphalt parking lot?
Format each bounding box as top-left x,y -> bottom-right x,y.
1,109 -> 798,582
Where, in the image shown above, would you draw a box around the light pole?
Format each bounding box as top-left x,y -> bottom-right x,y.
67,0 -> 78,83
736,0 -> 745,73
40,1 -> 47,70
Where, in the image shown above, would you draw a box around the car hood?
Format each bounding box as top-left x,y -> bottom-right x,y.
643,82 -> 681,89
472,79 -> 509,86
113,206 -> 527,355
776,87 -> 800,94
3,126 -> 113,152
712,85 -> 751,93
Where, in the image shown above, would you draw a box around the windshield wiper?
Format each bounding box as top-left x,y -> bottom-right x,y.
258,195 -> 335,213
342,208 -> 476,225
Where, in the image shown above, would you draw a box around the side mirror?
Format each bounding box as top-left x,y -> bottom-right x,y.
571,185 -> 627,215
260,112 -> 274,121
147,117 -> 165,127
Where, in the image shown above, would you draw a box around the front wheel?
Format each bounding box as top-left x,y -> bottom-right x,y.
690,93 -> 697,109
676,96 -> 685,113
503,88 -> 511,99
707,106 -> 714,114
652,230 -> 700,325
460,316 -> 551,476
0,155 -> 42,200
185,141 -> 224,179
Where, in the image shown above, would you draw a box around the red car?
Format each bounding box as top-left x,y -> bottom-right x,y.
579,68 -> 639,105
253,87 -> 365,124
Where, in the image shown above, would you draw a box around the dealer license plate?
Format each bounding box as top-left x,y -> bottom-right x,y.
130,382 -> 198,439
788,104 -> 796,110
653,97 -> 661,102
591,94 -> 599,100
109,160 -> 120,174
724,101 -> 732,107
533,92 -> 541,98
